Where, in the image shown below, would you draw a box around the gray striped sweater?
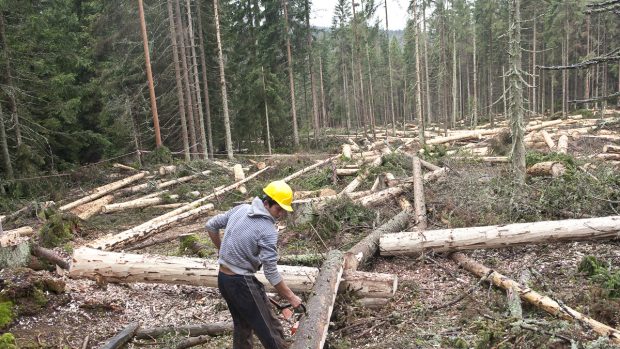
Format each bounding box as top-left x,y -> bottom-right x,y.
205,197 -> 282,285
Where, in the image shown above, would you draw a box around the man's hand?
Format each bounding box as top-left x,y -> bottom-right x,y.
288,294 -> 302,308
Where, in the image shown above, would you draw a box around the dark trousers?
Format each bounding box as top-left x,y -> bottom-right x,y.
218,272 -> 288,349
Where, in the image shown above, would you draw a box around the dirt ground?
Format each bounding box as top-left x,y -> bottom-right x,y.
2,120 -> 620,348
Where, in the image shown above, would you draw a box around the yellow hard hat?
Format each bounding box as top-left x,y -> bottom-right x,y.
263,180 -> 294,212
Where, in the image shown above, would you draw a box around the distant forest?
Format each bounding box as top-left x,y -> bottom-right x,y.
0,0 -> 618,178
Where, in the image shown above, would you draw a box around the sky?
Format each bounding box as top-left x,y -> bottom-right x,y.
309,0 -> 409,31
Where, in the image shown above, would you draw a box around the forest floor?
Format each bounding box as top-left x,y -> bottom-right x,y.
2,113 -> 620,349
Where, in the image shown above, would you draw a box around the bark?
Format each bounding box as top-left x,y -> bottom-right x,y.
185,0 -> 208,158
32,245 -> 70,270
135,322 -> 232,340
118,170 -> 211,196
384,0 -> 396,137
451,252 -> 620,344
174,0 -> 197,157
278,254 -> 325,267
0,104 -> 13,178
344,209 -> 411,271
113,163 -> 138,172
527,161 -> 566,177
281,156 -> 339,183
69,248 -> 396,298
0,237 -> 30,268
213,0 -> 233,159
282,0 -> 299,147
411,156 -> 427,230
336,168 -> 358,176
59,172 -> 147,211
355,184 -> 412,208
413,2 -> 425,145
137,0 -> 161,147
319,56 -> 328,129
88,203 -> 214,251
71,194 -> 115,220
100,322 -> 140,349
540,130 -> 555,150
557,135 -> 569,154
596,153 -> 620,161
261,66 -> 272,155
422,2 -> 432,125
342,144 -> 352,160
380,215 -> 620,256
166,0 -> 190,161
103,195 -> 178,214
290,250 -> 344,349
304,0 -> 320,140
603,145 -> 620,154
509,0 -> 525,183
233,164 -> 247,194
195,1 -> 214,159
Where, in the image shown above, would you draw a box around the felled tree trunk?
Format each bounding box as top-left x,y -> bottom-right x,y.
60,172 -> 147,211
290,250 -> 344,349
0,236 -> 30,268
355,183 -> 412,208
103,195 -> 179,214
342,144 -> 352,160
344,209 -> 412,271
233,164 -> 247,194
411,155 -> 427,230
603,145 -> 620,154
341,155 -> 384,194
178,233 -> 210,258
101,322 -> 140,349
118,170 -> 211,196
71,194 -> 114,220
451,252 -> 620,344
557,135 -> 568,154
32,245 -> 70,270
281,155 -> 340,183
87,204 -> 214,250
596,153 -> 620,161
380,215 -> 620,256
540,130 -> 555,150
69,248 -> 396,298
135,323 -> 232,340
526,161 -> 566,177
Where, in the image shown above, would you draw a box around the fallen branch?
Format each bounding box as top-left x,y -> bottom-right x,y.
101,322 -> 140,349
135,322 -> 232,340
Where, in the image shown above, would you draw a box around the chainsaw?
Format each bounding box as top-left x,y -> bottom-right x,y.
268,297 -> 307,335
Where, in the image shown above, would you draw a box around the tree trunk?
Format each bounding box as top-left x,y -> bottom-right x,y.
135,323 -> 232,340
118,170 -> 211,196
451,252 -> 620,344
174,0 -> 198,157
509,0 -> 526,183
233,164 -> 247,194
137,0 -> 162,147
60,172 -> 147,211
344,209 -> 411,271
472,18 -> 478,127
282,0 -> 299,147
290,250 -> 344,349
557,135 -> 568,154
281,156 -> 339,183
319,56 -> 328,129
540,130 -> 555,150
411,155 -> 427,230
413,2 -> 425,146
101,322 -> 140,349
304,0 -> 320,140
603,145 -> 620,154
261,66 -> 272,155
422,2 -> 432,125
0,13 -> 21,146
340,155 -> 384,194
526,161 -> 566,177
213,0 -> 233,159
452,24 -> 457,128
32,245 -> 70,270
185,0 -> 208,159
103,195 -> 179,214
69,248 -> 396,298
384,0 -> 396,136
532,20 -> 537,115
195,1 -> 214,159
166,0 -> 190,161
71,194 -> 115,220
0,104 -> 13,179
380,215 -> 620,256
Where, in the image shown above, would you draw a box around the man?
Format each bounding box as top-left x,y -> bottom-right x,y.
206,180 -> 302,349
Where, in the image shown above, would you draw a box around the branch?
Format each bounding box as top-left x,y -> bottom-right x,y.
537,49 -> 620,70
569,91 -> 620,104
586,0 -> 620,8
585,3 -> 620,14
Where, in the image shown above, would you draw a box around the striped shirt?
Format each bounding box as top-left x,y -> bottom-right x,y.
205,197 -> 282,285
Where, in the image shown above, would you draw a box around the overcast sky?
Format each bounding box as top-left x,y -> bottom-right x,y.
309,0 -> 409,30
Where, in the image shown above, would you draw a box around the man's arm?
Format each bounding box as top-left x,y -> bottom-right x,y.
207,229 -> 222,250
273,280 -> 302,308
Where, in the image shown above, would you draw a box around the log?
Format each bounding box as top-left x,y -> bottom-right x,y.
281,155 -> 340,183
341,155 -> 385,194
118,170 -> 211,196
355,184 -> 411,208
112,163 -> 138,171
0,236 -> 30,268
526,161 -> 566,177
380,215 -> 620,256
159,165 -> 177,175
101,322 -> 140,349
344,209 -> 412,271
1,226 -> 34,245
60,172 -> 147,211
357,297 -> 388,309
557,135 -> 569,154
135,322 -> 232,340
540,130 -> 556,150
71,194 -> 114,220
411,156 -> 427,230
451,252 -> 620,344
342,144 -> 352,160
279,254 -> 325,266
596,153 -> 620,161
290,250 -> 344,349
69,248 -> 396,298
32,245 -> 70,270
178,233 -> 211,258
336,168 -> 359,176
103,195 -> 179,214
88,204 -> 214,251
233,164 -> 247,194
603,145 -> 620,154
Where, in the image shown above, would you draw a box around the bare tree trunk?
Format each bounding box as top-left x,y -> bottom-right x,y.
365,43 -> 377,140
319,56 -> 328,129
502,65 -> 507,117
304,0 -> 320,140
472,18 -> 478,126
137,0 -> 162,147
413,2 -> 425,145
422,2 -> 432,126
452,20 -> 457,128
0,13 -> 21,146
185,0 -> 208,159
166,0 -> 190,161
282,0 -> 299,147
343,62 -> 351,133
352,2 -> 367,135
213,0 -> 233,159
0,104 -> 13,179
195,1 -> 214,159
261,67 -> 272,155
174,0 -> 198,157
385,0 -> 396,136
532,19 -> 538,115
509,0 -> 526,183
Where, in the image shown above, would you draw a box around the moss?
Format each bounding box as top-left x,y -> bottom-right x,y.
32,288 -> 48,307
38,209 -> 78,248
0,333 -> 17,349
525,151 -> 577,170
0,301 -> 14,329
